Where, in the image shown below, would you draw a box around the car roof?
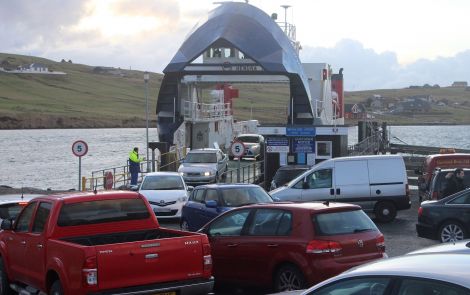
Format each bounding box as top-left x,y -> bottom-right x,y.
407,240 -> 470,255
277,165 -> 311,171
0,194 -> 40,205
144,171 -> 181,177
30,190 -> 141,203
310,254 -> 470,290
187,148 -> 219,153
236,134 -> 262,137
230,201 -> 361,212
194,183 -> 261,189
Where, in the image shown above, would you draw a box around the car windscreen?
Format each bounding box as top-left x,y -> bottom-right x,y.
57,198 -> 150,226
0,203 -> 27,220
237,136 -> 260,143
221,187 -> 273,207
141,175 -> 184,190
274,169 -> 308,184
314,209 -> 377,235
185,152 -> 217,163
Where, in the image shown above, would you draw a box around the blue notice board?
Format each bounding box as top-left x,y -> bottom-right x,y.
286,127 -> 316,137
293,137 -> 315,153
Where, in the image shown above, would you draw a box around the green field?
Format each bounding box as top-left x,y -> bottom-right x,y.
1,52 -> 469,128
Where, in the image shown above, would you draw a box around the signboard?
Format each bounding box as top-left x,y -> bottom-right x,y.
286,127 -> 316,137
72,140 -> 88,157
293,137 -> 315,153
266,137 -> 289,153
231,141 -> 245,157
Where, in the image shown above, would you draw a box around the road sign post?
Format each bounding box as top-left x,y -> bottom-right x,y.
72,140 -> 88,191
230,141 -> 245,183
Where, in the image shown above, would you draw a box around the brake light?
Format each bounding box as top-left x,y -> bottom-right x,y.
432,191 -> 438,200
376,234 -> 385,252
82,256 -> 98,286
203,244 -> 212,272
306,240 -> 342,256
418,207 -> 423,217
18,202 -> 29,206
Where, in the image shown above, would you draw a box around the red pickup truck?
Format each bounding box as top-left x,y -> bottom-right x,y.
0,191 -> 213,295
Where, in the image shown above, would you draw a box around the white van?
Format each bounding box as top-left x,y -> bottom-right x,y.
270,155 -> 411,222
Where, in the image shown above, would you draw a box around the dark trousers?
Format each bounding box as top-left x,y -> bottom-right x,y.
130,172 -> 138,185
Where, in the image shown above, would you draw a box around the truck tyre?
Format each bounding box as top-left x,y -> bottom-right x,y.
374,201 -> 397,223
439,220 -> 466,243
273,264 -> 305,292
50,280 -> 63,295
0,259 -> 13,295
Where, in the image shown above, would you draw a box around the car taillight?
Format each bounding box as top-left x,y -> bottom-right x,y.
82,256 -> 98,286
203,244 -> 212,272
418,207 -> 423,217
376,234 -> 385,252
306,240 -> 342,256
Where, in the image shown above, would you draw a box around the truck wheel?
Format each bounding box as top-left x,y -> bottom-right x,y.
374,201 -> 397,223
273,264 -> 305,292
50,280 -> 63,295
0,259 -> 13,295
439,221 -> 466,243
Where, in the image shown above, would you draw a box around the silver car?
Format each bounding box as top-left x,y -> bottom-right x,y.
299,253 -> 470,294
178,148 -> 229,186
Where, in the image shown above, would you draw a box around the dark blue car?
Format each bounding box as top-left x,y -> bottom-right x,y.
180,183 -> 273,231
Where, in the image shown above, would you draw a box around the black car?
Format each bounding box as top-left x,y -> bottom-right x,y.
269,165 -> 311,191
417,188 -> 470,243
425,168 -> 470,201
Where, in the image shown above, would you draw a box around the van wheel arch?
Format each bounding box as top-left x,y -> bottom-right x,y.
374,201 -> 397,223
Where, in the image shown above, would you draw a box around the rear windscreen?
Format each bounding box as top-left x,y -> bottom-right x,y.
58,198 -> 150,226
0,203 -> 25,220
314,210 -> 377,235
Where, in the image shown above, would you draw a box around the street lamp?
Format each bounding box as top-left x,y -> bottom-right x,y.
144,71 -> 150,172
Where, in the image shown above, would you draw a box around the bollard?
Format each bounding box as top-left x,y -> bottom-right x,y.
81,177 -> 86,191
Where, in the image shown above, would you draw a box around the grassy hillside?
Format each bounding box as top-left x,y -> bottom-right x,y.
1,52 -> 469,128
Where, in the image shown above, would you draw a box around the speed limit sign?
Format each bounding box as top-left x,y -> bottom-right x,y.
231,141 -> 245,158
72,140 -> 88,157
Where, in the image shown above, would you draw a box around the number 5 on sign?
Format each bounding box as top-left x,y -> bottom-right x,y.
231,141 -> 245,158
72,140 -> 88,191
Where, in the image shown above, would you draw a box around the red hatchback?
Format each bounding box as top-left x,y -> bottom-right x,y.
198,202 -> 386,292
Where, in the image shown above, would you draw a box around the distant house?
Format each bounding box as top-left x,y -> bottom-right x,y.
452,81 -> 468,87
344,103 -> 368,119
394,99 -> 431,113
17,63 -> 49,73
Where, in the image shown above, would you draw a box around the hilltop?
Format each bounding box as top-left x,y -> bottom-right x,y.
1,52 -> 469,129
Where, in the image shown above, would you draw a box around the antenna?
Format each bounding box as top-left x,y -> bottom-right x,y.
280,5 -> 291,33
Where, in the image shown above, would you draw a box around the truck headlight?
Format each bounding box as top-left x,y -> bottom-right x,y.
203,171 -> 213,176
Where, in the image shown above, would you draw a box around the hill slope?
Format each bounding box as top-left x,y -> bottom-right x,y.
1,53 -> 469,128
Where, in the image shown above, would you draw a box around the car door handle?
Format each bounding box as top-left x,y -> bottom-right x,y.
330,188 -> 335,195
20,241 -> 26,245
227,243 -> 239,247
267,244 -> 278,247
37,244 -> 43,249
336,188 -> 340,195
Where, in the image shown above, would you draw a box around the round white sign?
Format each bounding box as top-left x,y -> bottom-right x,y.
231,141 -> 245,157
72,140 -> 88,157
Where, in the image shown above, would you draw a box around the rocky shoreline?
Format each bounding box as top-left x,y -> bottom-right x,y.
0,185 -> 70,196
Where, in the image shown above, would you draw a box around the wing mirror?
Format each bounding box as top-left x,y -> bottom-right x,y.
205,200 -> 218,208
129,184 -> 140,191
187,186 -> 194,192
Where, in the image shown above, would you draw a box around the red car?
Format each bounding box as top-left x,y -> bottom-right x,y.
198,202 -> 386,292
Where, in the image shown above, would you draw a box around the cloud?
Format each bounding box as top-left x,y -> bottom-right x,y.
301,39 -> 470,90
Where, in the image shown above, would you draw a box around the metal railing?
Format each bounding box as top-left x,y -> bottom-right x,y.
348,131 -> 383,156
183,101 -> 232,121
221,160 -> 264,184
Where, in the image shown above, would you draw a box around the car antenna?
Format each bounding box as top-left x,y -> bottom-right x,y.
21,187 -> 24,200
323,200 -> 329,206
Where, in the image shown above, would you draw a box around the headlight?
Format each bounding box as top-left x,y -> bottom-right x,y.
178,196 -> 188,202
203,171 -> 213,176
179,172 -> 185,176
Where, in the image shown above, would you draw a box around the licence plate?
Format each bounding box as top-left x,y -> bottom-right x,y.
154,208 -> 172,212
152,292 -> 176,295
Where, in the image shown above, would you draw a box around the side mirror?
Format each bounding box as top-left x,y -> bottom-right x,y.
129,185 -> 139,191
205,200 -> 218,208
187,186 -> 194,192
302,179 -> 309,189
1,219 -> 13,231
272,196 -> 281,202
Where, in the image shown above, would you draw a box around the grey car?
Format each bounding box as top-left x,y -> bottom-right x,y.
298,253 -> 470,295
178,148 -> 229,186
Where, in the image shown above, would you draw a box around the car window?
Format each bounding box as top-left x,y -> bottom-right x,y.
208,209 -> 250,236
0,202 -> 27,220
314,209 -> 377,236
15,202 -> 37,232
221,187 -> 272,207
141,175 -> 184,190
247,209 -> 292,236
32,202 -> 52,233
205,189 -> 219,202
274,169 -> 308,184
237,136 -> 260,143
308,277 -> 391,295
293,169 -> 332,189
448,191 -> 470,205
192,189 -> 205,203
185,152 -> 217,163
398,278 -> 470,295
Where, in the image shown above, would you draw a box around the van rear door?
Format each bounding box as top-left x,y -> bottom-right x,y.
368,158 -> 407,199
95,235 -> 205,290
334,160 -> 372,211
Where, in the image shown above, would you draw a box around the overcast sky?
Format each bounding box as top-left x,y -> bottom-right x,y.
1,0 -> 470,90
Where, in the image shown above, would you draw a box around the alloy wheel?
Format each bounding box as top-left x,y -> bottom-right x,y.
440,223 -> 464,242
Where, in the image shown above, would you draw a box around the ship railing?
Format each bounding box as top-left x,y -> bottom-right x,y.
183,101 -> 232,121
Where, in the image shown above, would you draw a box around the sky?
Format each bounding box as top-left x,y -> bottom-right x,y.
1,0 -> 470,90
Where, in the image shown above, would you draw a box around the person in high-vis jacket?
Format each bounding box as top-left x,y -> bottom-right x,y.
129,147 -> 144,185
